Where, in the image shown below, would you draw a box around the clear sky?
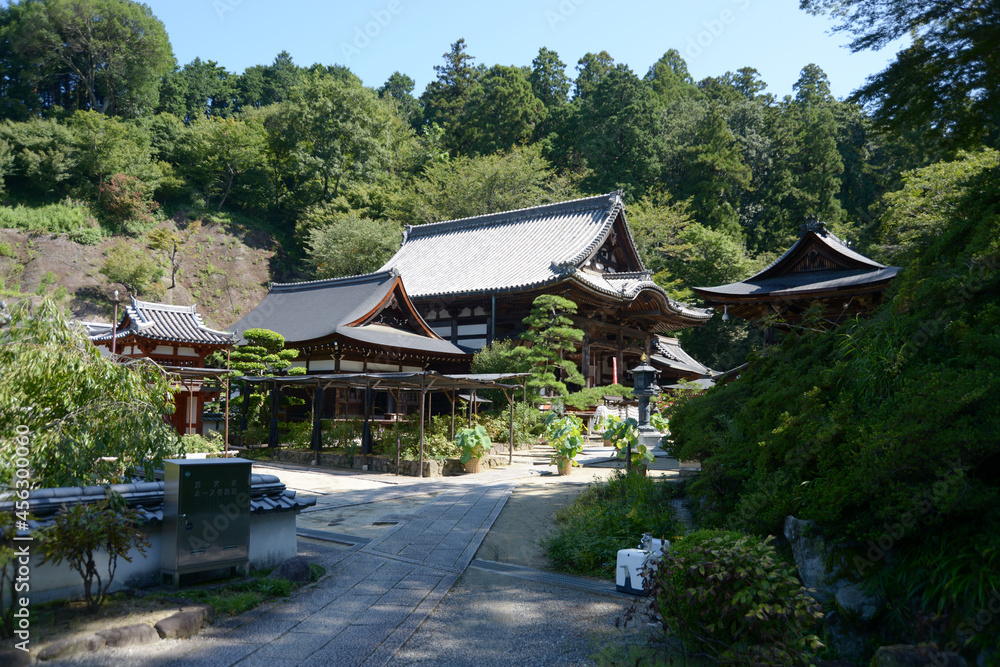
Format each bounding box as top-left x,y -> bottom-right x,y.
142,0 -> 906,101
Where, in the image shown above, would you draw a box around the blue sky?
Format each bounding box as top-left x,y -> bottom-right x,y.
143,0 -> 906,101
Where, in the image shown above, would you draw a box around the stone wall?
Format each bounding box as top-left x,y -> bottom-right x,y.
25,511 -> 299,605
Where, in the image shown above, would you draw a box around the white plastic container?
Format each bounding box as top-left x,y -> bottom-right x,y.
616,536 -> 670,596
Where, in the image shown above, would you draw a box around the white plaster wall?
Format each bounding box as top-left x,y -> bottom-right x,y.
21,511 -> 300,605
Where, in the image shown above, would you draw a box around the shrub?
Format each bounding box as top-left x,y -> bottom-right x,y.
99,239 -> 164,297
177,432 -> 223,455
544,470 -> 678,578
649,530 -> 824,665
99,173 -> 159,234
38,498 -> 150,613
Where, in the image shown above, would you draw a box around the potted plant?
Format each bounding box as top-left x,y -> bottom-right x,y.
602,416 -> 655,474
545,413 -> 585,475
456,425 -> 492,473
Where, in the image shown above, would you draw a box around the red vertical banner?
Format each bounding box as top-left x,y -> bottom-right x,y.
612,357 -> 618,385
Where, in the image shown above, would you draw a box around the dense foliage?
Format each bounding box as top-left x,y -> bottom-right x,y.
650,530 -> 824,665
667,150 -> 1000,653
0,298 -> 176,487
544,470 -> 679,578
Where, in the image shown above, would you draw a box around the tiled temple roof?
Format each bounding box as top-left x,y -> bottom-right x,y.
87,298 -> 234,346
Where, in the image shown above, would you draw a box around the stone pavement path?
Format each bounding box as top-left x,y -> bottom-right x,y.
49,481 -> 513,667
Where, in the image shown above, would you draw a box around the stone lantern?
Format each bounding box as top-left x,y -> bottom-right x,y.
628,355 -> 660,430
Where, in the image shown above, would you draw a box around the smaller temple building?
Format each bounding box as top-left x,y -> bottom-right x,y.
86,298 -> 235,434
694,222 -> 900,330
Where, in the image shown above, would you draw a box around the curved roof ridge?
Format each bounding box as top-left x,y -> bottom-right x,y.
130,297 -> 197,314
270,268 -> 399,293
404,191 -> 621,239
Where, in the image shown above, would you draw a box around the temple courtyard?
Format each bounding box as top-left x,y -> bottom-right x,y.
40,445 -> 695,666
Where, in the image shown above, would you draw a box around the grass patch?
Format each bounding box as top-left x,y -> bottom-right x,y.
149,565 -> 326,618
0,200 -> 99,234
543,470 -> 680,579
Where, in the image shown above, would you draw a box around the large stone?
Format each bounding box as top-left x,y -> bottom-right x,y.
0,649 -> 32,666
785,516 -> 884,621
37,634 -> 105,660
95,623 -> 159,648
154,611 -> 203,639
836,581 -> 881,622
873,644 -> 968,666
784,515 -> 840,599
268,555 -> 312,583
825,610 -> 868,663
181,602 -> 214,625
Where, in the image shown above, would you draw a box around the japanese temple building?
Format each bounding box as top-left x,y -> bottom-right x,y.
230,270 -> 470,417
86,298 -> 235,434
378,191 -> 713,386
694,222 -> 900,330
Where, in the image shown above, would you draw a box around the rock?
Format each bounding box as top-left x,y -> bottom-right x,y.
0,648 -> 34,665
825,610 -> 868,664
154,611 -> 203,639
95,623 -> 159,648
268,556 -> 312,583
873,644 -> 968,666
784,515 -> 840,599
836,581 -> 881,622
37,634 -> 105,661
181,603 -> 214,625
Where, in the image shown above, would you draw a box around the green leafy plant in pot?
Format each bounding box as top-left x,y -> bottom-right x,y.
456,425 -> 492,473
603,415 -> 655,473
545,413 -> 585,475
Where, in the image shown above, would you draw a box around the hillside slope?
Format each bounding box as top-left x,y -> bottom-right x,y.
0,220 -> 277,330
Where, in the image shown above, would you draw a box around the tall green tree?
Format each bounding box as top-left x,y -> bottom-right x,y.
378,71 -> 423,128
267,72 -> 390,208
177,115 -> 267,211
576,64 -> 665,198
420,39 -> 480,154
529,47 -> 571,108
645,49 -> 702,105
521,294 -> 584,399
801,0 -> 1000,149
465,65 -> 544,156
4,0 -> 174,117
678,104 -> 752,237
573,51 -> 614,100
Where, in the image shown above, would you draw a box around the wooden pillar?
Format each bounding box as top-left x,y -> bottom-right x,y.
267,381 -> 279,450
582,329 -> 591,388
617,326 -> 625,386
507,389 -> 515,465
418,376 -> 426,478
449,390 -> 456,441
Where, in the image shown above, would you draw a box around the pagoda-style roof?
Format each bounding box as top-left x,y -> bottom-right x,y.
693,224 -> 900,324
650,336 -> 717,380
230,270 -> 468,360
379,192 -> 711,330
87,298 -> 234,346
